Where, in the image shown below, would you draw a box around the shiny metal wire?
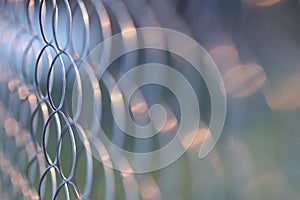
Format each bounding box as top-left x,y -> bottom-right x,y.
0,0 -> 106,199
0,0 -> 190,199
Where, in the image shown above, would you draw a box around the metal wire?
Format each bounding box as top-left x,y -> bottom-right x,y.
1,1 -> 107,199
0,0 -> 192,199
0,0 -> 272,197
2,0 -> 299,199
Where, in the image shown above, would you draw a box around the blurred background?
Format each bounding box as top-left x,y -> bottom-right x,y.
0,0 -> 300,199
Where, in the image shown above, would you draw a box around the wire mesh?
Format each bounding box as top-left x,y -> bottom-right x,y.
0,0 -> 191,199
2,0 -> 300,200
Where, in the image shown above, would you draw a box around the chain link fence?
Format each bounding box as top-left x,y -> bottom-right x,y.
0,0 -> 195,199
1,0 -> 300,200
